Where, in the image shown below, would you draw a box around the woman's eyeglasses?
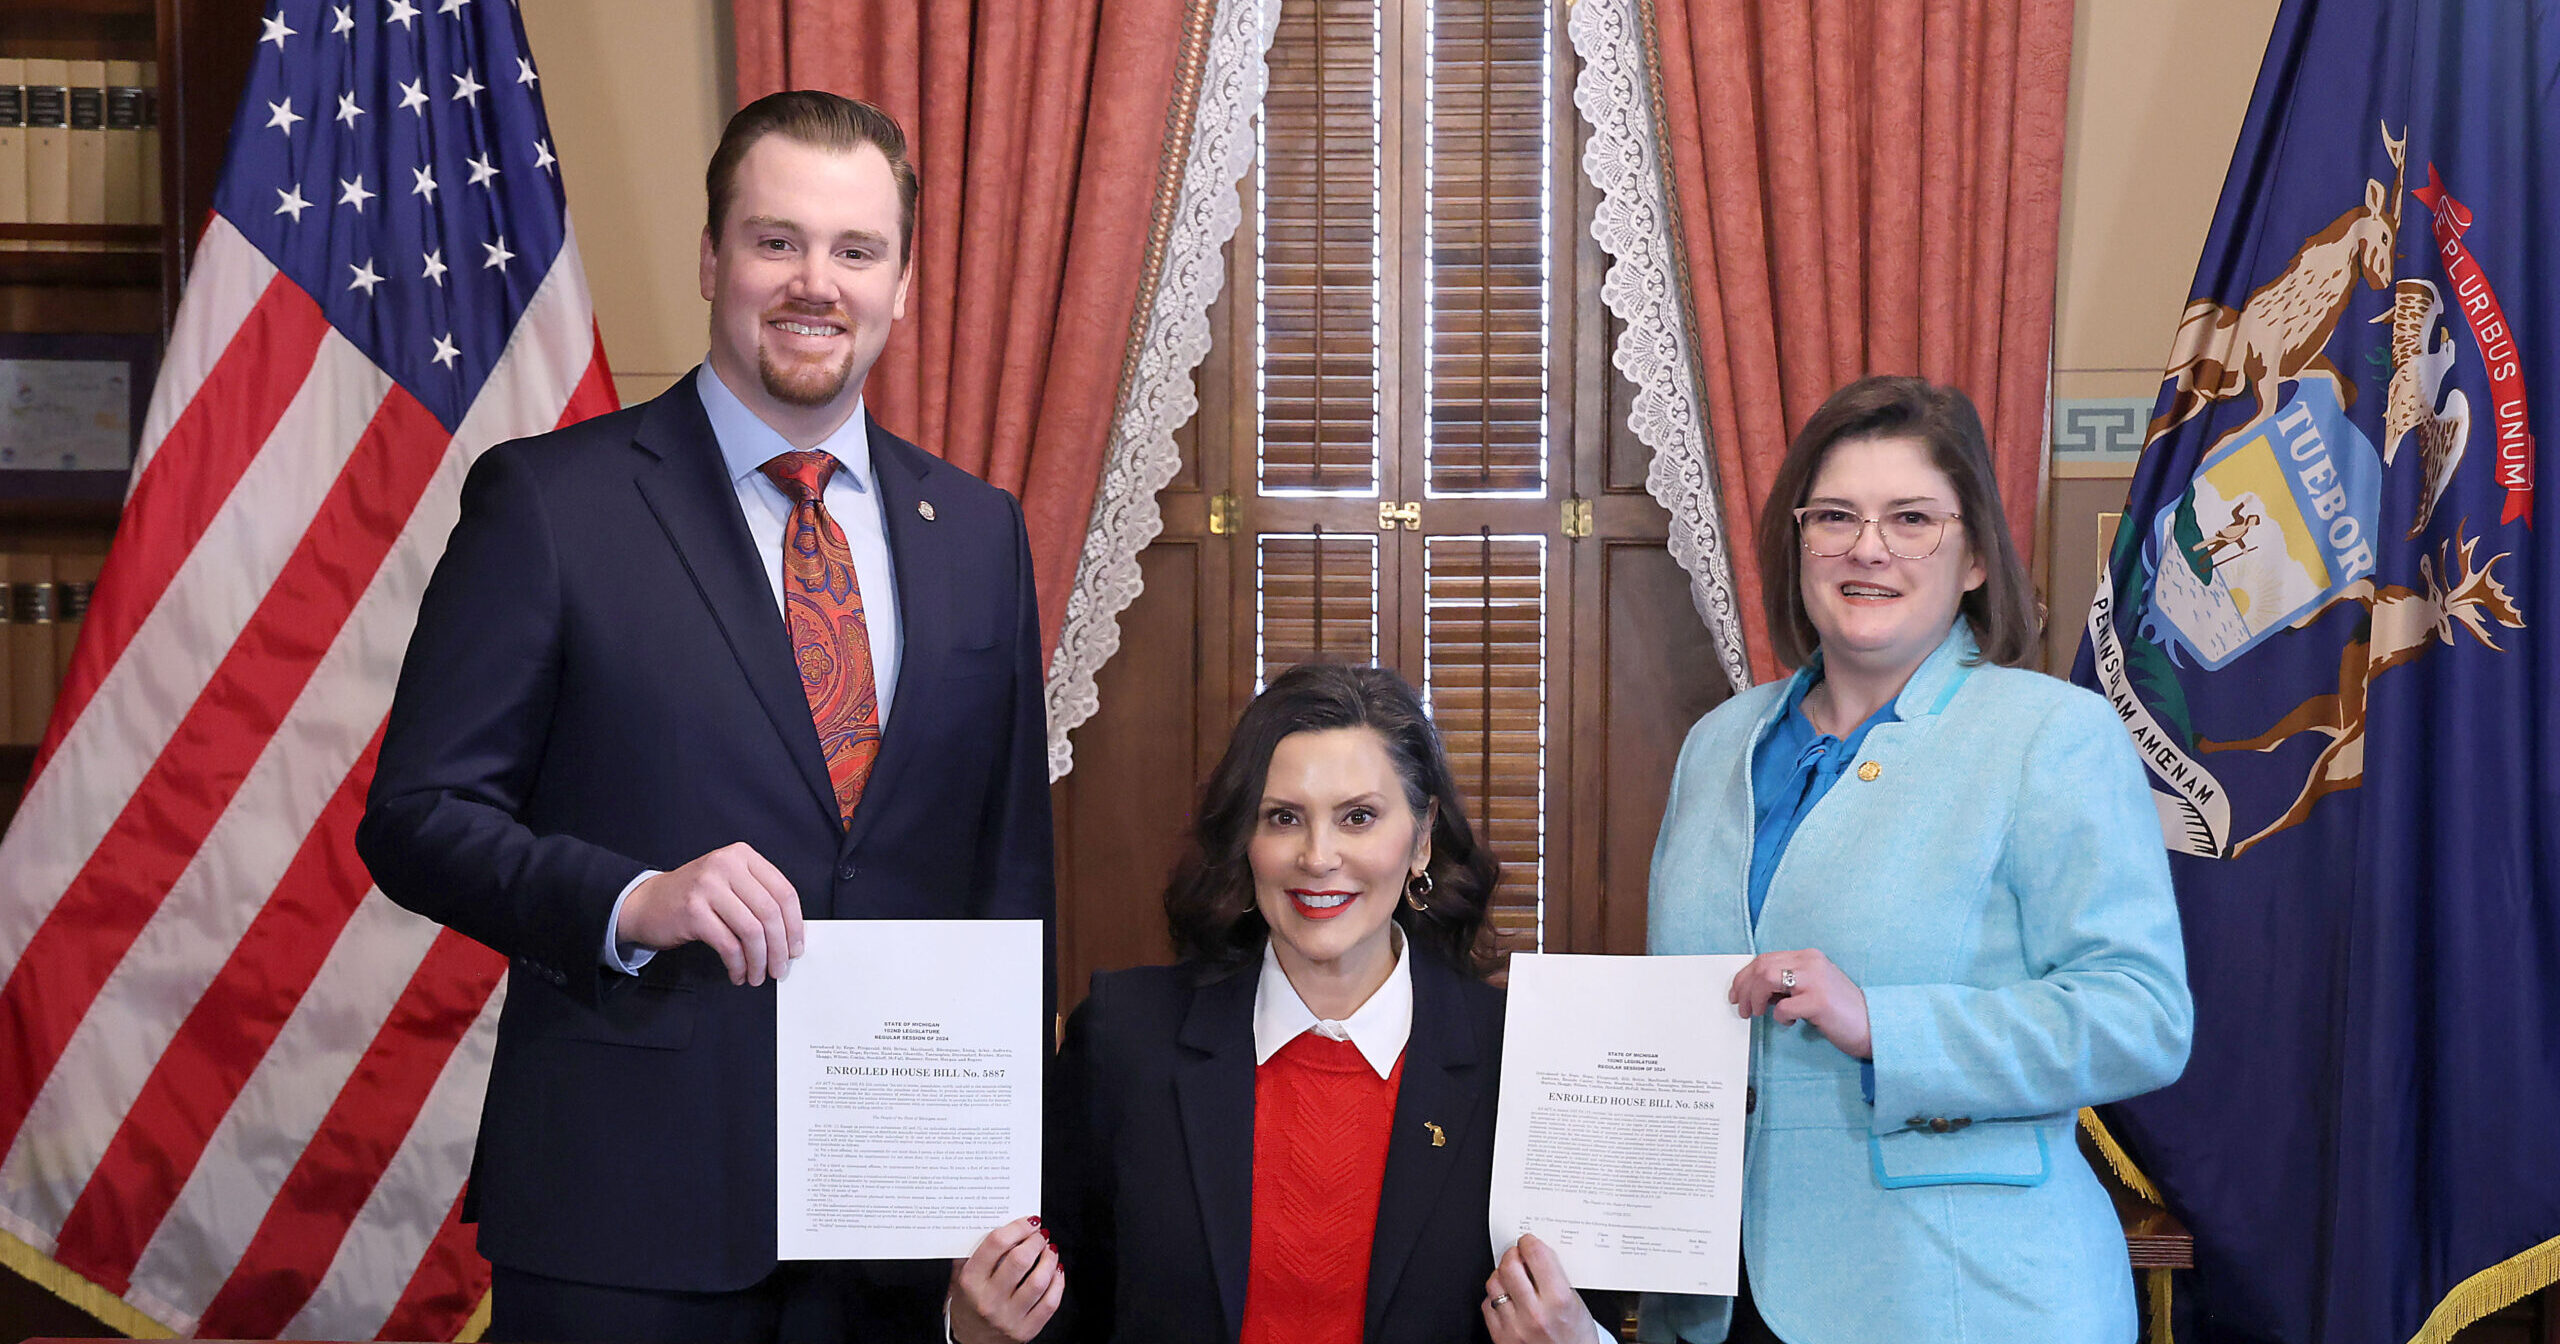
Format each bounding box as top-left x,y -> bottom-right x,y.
1792,506 -> 1962,560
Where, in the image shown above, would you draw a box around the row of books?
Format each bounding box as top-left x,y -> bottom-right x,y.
0,58 -> 163,236
2,552 -> 103,747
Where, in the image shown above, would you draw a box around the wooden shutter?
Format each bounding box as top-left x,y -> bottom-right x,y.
1256,532 -> 1381,685
1423,533 -> 1546,948
1426,0 -> 1548,496
1259,0 -> 1380,496
1052,0 -> 1736,1008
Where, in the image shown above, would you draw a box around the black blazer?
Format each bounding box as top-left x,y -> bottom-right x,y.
1043,951 -> 1504,1344
356,374 -> 1055,1295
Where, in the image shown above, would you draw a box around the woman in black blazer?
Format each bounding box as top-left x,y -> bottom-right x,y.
1016,663 -> 1512,1344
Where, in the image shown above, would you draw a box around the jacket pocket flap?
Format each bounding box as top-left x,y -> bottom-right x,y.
548,980 -> 698,1050
1868,1122 -> 2051,1189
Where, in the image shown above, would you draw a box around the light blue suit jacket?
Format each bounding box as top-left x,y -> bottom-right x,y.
1643,623 -> 2192,1344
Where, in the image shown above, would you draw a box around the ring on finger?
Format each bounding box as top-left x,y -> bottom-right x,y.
1490,1293 -> 1513,1309
1778,967 -> 1798,992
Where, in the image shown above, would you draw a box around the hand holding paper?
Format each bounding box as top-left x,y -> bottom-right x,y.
947,1216 -> 1062,1344
1728,947 -> 1871,1059
1483,1232 -> 1603,1343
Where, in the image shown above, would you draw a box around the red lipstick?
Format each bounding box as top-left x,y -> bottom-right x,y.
1288,889 -> 1357,920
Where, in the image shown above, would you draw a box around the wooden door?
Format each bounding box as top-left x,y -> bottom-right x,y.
1051,0 -> 1731,1007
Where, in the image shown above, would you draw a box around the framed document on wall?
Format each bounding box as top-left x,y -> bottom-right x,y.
0,330 -> 157,505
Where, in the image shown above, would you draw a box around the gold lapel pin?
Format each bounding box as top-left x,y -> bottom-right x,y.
916,500 -> 937,521
1857,761 -> 1882,782
1424,1121 -> 1446,1147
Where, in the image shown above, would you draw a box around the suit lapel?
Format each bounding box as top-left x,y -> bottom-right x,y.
628,380 -> 837,827
1172,968 -> 1259,1344
842,420 -> 948,852
1366,954 -> 1493,1341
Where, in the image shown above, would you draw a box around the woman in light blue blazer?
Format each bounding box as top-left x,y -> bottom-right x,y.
1643,376 -> 2193,1344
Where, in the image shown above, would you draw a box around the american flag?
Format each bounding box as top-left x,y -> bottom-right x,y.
0,1 -> 615,1337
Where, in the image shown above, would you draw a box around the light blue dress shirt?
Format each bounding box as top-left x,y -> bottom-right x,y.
601,365 -> 908,971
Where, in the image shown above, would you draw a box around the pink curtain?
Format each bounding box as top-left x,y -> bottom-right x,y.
1649,0 -> 2072,677
735,1 -> 1206,658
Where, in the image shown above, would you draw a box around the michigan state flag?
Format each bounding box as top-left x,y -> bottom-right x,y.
2073,2 -> 2559,1340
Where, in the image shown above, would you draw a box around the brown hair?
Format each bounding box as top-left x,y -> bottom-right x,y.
1163,662 -> 1502,980
1752,375 -> 2038,670
704,91 -> 918,262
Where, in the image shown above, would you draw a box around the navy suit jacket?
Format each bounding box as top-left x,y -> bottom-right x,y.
1042,951 -> 1503,1344
356,373 -> 1055,1295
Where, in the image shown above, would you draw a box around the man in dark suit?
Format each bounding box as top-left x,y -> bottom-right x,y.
357,92 -> 1053,1343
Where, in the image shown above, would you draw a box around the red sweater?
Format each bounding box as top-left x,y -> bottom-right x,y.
1240,1033 -> 1406,1344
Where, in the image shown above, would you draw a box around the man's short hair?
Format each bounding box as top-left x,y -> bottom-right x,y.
704,91 -> 918,263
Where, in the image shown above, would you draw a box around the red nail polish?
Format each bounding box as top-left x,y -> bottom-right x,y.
1027,1215 -> 1042,1227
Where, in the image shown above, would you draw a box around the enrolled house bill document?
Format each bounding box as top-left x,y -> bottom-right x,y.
1489,952 -> 1754,1295
775,919 -> 1043,1260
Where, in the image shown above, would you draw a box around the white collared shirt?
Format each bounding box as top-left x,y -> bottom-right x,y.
1251,929 -> 1413,1079
694,362 -> 902,725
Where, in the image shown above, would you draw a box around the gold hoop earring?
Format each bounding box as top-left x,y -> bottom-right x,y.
1404,870 -> 1434,912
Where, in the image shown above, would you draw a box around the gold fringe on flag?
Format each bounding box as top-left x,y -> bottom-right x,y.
2406,1233 -> 2560,1344
2,1226 -> 497,1342
2078,1108 -> 2177,1343
0,1227 -> 175,1338
2078,1106 -> 2165,1206
2147,1266 -> 2174,1344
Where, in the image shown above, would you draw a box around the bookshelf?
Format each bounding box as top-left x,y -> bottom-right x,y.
0,0 -> 262,821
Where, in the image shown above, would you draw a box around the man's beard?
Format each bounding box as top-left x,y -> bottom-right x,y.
757,324 -> 859,408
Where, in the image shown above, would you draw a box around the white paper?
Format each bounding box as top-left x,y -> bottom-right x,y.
1489,952 -> 1754,1295
775,919 -> 1043,1260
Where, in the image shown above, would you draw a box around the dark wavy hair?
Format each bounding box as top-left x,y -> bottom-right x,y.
1752,374 -> 2039,670
1164,663 -> 1501,980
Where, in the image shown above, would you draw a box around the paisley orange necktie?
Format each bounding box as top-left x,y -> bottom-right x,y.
759,450 -> 880,823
